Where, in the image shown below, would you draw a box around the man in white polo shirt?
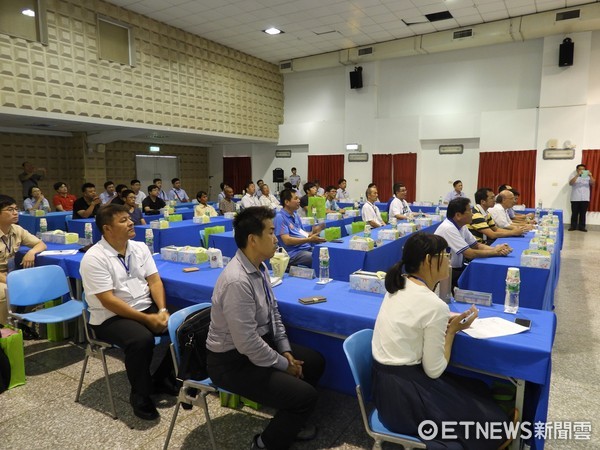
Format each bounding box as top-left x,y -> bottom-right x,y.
435,197 -> 512,290
361,185 -> 385,228
80,204 -> 175,421
488,190 -> 531,232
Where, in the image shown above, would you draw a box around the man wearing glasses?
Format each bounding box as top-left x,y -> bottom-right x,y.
0,195 -> 47,322
389,183 -> 413,221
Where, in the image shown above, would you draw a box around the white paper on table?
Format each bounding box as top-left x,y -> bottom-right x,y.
461,317 -> 529,339
38,250 -> 79,256
270,276 -> 283,288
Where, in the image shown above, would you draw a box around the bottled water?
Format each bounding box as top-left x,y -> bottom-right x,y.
534,200 -> 542,223
318,247 -> 330,283
84,222 -> 93,244
438,196 -> 443,206
504,267 -> 520,314
435,205 -> 440,216
364,224 -> 371,239
40,218 -> 47,233
145,229 -> 154,253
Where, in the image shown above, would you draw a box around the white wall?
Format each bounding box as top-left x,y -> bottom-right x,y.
279,33 -> 600,224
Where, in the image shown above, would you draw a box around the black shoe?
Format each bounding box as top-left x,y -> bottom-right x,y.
18,323 -> 40,340
580,228 -> 588,232
130,392 -> 159,420
153,376 -> 180,397
295,424 -> 318,441
568,228 -> 576,231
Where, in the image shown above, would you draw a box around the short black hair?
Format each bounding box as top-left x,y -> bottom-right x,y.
196,190 -> 207,200
325,185 -> 336,193
510,189 -> 520,197
233,206 -> 275,249
115,184 -> 128,194
53,181 -> 66,191
27,185 -> 41,197
131,179 -> 141,185
474,187 -> 493,205
220,182 -> 225,190
0,195 -> 17,210
147,184 -> 158,192
244,180 -> 255,190
153,178 -> 162,184
104,181 -> 114,189
303,182 -> 315,193
81,182 -> 95,192
95,204 -> 130,233
453,180 -> 462,187
576,164 -> 586,170
257,179 -> 264,185
171,178 -> 180,184
283,182 -> 293,190
291,167 -> 297,171
121,189 -> 135,199
393,183 -> 406,195
338,178 -> 346,185
280,188 -> 294,205
498,184 -> 510,192
447,197 -> 471,218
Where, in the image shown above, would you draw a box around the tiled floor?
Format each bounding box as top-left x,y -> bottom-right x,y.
0,230 -> 598,449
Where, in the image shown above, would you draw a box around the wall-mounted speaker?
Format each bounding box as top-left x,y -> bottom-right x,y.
559,38 -> 574,67
350,66 -> 363,89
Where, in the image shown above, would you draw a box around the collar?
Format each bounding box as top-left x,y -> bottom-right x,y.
0,224 -> 16,239
447,217 -> 462,231
474,204 -> 487,215
98,236 -> 130,258
235,248 -> 262,275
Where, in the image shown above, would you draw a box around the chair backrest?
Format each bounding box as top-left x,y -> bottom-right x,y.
168,303 -> 211,362
6,265 -> 70,308
80,292 -> 100,344
343,329 -> 374,402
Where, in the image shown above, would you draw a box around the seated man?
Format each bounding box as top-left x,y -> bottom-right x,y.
169,178 -> 189,203
324,185 -> 340,213
274,189 -> 325,267
299,182 -> 317,214
488,190 -> 532,231
0,195 -> 47,321
217,182 -> 228,203
259,184 -> 280,210
443,180 -> 466,204
194,190 -> 218,217
240,181 -> 261,209
336,178 -> 350,201
80,204 -> 175,420
24,187 -> 51,214
131,179 -> 146,206
468,188 -> 526,244
507,189 -> 535,224
435,198 -> 512,290
361,185 -> 385,228
142,184 -> 166,215
206,207 -> 325,450
388,183 -> 412,220
52,181 -> 77,212
219,186 -> 237,215
100,181 -> 118,205
72,183 -> 101,219
122,189 -> 146,225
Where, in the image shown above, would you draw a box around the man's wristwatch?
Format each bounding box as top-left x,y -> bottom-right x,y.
159,308 -> 168,313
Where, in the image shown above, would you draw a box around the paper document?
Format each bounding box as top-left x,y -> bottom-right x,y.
461,317 -> 529,339
38,250 -> 79,256
270,276 -> 283,288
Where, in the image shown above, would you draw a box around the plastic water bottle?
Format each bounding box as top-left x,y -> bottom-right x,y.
535,200 -> 541,223
163,208 -> 170,220
145,229 -> 154,253
438,196 -> 443,207
311,207 -> 317,218
504,267 -> 520,314
40,218 -> 47,233
435,204 -> 440,216
84,222 -> 93,244
364,224 -> 371,239
418,209 -> 424,217
359,196 -> 364,205
319,247 -> 330,283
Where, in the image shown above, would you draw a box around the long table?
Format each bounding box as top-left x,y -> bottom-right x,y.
132,217 -> 233,249
19,211 -> 71,234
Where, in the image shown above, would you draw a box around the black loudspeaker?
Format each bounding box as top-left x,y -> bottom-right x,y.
272,168 -> 284,183
350,66 -> 363,89
559,38 -> 574,67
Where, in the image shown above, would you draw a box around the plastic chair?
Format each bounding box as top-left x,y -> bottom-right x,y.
163,303 -> 217,450
75,293 -> 170,419
345,224 -> 353,236
6,265 -> 83,327
65,214 -> 73,230
343,329 -> 426,450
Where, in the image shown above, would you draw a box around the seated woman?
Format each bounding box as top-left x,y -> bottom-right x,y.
122,189 -> 146,226
372,232 -> 512,450
24,187 -> 51,214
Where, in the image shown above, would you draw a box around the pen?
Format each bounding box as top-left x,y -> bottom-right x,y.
459,310 -> 476,324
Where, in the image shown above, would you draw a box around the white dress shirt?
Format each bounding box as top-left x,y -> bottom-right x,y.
488,203 -> 512,229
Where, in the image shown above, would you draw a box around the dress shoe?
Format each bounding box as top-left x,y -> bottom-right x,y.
568,228 -> 576,231
580,228 -> 588,232
153,376 -> 180,397
130,392 -> 159,420
295,424 -> 318,441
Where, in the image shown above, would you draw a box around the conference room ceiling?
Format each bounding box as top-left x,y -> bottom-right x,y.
108,0 -> 595,64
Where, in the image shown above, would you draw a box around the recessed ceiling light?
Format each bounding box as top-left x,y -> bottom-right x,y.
21,9 -> 35,17
263,27 -> 283,35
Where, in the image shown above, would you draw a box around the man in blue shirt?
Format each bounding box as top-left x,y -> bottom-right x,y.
324,185 -> 340,213
274,189 -> 325,267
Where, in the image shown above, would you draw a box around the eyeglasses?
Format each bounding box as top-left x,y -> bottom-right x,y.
1,207 -> 19,213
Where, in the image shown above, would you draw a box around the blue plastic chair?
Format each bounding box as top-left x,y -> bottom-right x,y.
163,303 -> 217,450
75,293 -> 170,419
343,329 -> 426,450
345,223 -> 353,236
6,265 -> 82,326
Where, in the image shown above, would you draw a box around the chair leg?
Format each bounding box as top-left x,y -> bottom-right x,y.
200,392 -> 217,450
99,347 -> 117,419
372,440 -> 383,450
75,352 -> 90,403
163,401 -> 182,450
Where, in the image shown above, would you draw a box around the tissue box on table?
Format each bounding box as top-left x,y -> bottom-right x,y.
192,215 -> 211,224
326,212 -> 342,220
378,229 -> 398,241
349,236 -> 374,251
160,207 -> 175,215
529,238 -> 555,254
300,216 -> 315,226
150,220 -> 169,229
397,222 -> 417,235
224,212 -> 236,219
344,209 -> 359,218
415,217 -> 432,229
324,227 -> 341,241
520,249 -> 551,269
160,246 -> 181,262
177,246 -> 208,264
43,230 -> 79,244
33,210 -> 46,217
167,214 -> 183,222
349,270 -> 386,294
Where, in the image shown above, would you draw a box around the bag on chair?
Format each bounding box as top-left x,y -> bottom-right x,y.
0,326 -> 25,390
176,307 -> 212,381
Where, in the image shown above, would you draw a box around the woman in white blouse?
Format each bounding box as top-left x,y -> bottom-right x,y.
372,232 -> 511,450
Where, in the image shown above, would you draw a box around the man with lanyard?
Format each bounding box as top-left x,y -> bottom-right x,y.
206,206 -> 325,450
435,198 -> 512,290
362,185 -> 385,228
168,178 -> 189,203
274,189 -> 325,268
79,204 -> 176,420
468,188 -> 526,244
0,195 -> 46,324
153,178 -> 169,202
389,183 -> 413,221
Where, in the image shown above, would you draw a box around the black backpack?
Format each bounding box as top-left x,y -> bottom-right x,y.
0,346 -> 10,393
176,306 -> 211,381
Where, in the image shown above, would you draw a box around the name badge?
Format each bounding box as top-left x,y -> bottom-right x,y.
6,256 -> 15,273
125,277 -> 146,298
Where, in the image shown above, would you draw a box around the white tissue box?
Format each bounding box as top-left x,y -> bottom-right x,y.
349,236 -> 374,251
177,246 -> 208,264
397,223 -> 417,235
192,215 -> 211,224
160,246 -> 181,262
415,217 -> 432,229
344,209 -> 359,218
326,213 -> 342,220
520,249 -> 551,269
224,212 -> 236,219
300,217 -> 314,226
377,229 -> 398,241
349,271 -> 386,294
150,220 -> 169,229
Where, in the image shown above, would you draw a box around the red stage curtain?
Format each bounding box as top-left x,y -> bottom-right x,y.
307,154 -> 344,190
372,154 -> 393,201
392,153 -> 417,203
582,150 -> 600,212
477,150 -> 536,207
223,156 -> 251,194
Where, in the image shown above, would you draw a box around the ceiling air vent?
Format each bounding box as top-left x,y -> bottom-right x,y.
358,47 -> 373,56
453,29 -> 473,39
556,10 -> 580,21
279,61 -> 292,70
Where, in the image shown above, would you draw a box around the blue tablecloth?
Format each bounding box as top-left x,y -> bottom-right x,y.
311,222 -> 441,281
301,216 -> 356,237
208,231 -> 237,257
458,230 -> 561,311
133,217 -> 232,250
18,211 -> 71,235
